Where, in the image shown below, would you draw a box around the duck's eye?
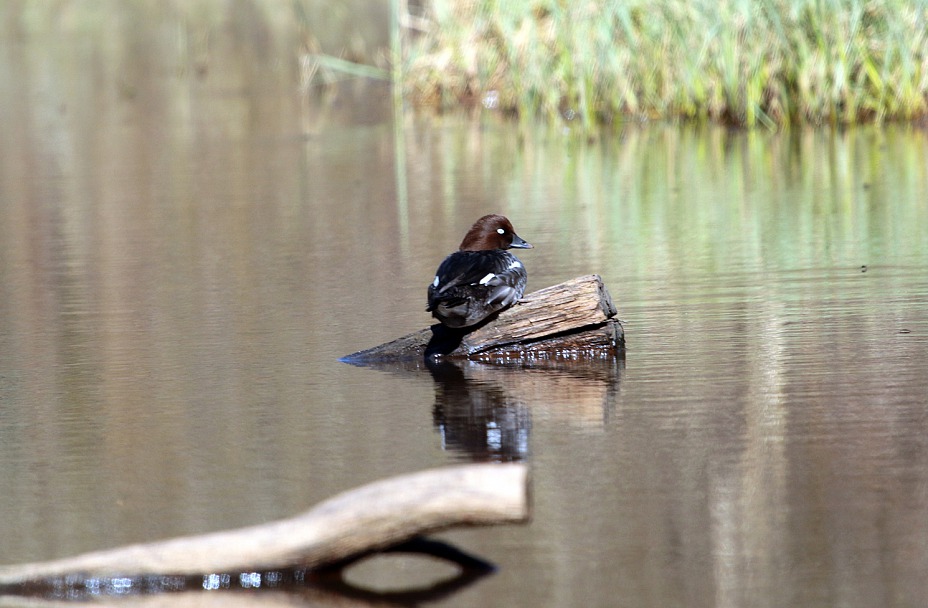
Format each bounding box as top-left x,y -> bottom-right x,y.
497,228 -> 505,234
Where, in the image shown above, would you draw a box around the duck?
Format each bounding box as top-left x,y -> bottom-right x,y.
427,214 -> 533,328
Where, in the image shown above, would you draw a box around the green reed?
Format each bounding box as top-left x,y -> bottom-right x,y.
401,0 -> 928,128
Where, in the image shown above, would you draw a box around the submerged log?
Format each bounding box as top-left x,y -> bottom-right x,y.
342,274 -> 624,363
0,464 -> 529,586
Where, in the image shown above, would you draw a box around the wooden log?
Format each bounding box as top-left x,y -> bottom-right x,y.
342,274 -> 624,363
0,464 -> 529,585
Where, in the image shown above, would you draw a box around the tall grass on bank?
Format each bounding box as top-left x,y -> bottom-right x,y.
402,0 -> 928,128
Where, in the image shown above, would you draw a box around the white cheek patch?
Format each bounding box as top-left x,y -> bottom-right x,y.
432,276 -> 439,287
479,272 -> 496,285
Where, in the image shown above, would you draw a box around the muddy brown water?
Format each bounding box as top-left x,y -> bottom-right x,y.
2,14 -> 928,608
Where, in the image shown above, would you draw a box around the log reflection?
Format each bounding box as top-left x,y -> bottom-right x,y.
426,355 -> 625,461
343,354 -> 624,461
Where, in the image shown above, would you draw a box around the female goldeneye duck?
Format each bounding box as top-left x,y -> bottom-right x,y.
427,214 -> 533,328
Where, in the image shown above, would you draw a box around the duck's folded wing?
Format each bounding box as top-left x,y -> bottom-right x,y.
432,251 -> 517,293
476,254 -> 526,288
481,268 -> 526,307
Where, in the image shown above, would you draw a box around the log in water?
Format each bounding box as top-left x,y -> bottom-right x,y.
342,274 -> 624,362
0,464 -> 530,586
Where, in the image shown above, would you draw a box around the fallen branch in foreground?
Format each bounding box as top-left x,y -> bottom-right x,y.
0,464 -> 530,587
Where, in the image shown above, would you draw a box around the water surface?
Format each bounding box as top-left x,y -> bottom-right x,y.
2,11 -> 928,608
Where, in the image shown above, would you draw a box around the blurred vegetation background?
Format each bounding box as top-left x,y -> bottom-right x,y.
4,0 -> 928,129
404,0 -> 928,128
3,0 -> 389,62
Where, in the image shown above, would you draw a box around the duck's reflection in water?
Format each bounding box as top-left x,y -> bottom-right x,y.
344,351 -> 623,462
427,358 -> 532,462
426,354 -> 624,461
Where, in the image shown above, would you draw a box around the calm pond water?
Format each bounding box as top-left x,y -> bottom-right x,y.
2,11 -> 928,608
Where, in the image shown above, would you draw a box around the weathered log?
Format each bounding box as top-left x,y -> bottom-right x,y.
0,464 -> 529,586
342,274 -> 624,363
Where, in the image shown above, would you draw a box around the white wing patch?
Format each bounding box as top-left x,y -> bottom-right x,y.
432,276 -> 439,287
479,272 -> 496,285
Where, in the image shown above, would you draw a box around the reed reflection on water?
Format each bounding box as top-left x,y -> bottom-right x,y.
2,8 -> 928,606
